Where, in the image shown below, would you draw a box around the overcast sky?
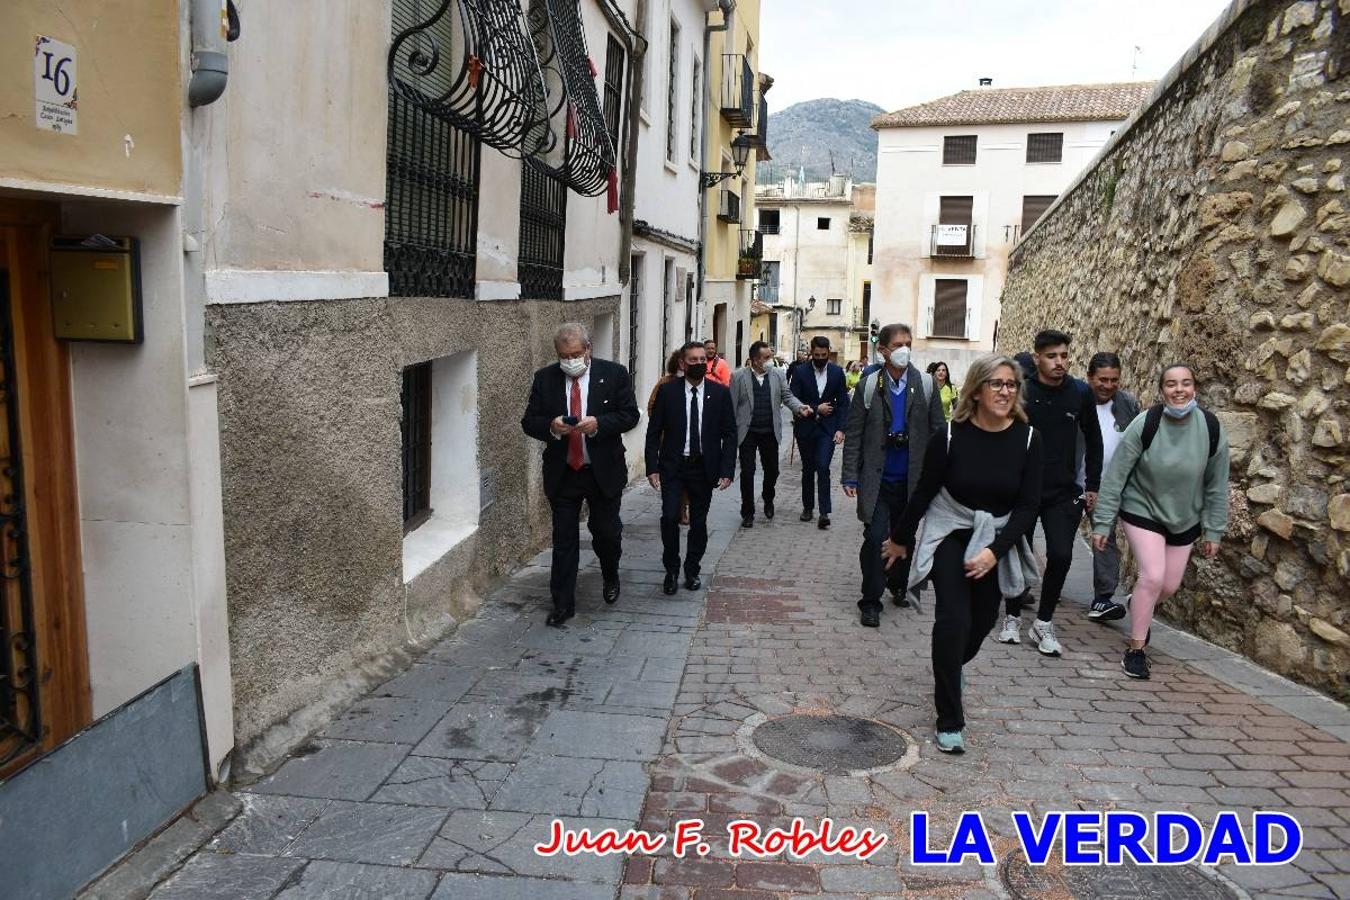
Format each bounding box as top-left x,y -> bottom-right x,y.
759,0 -> 1236,113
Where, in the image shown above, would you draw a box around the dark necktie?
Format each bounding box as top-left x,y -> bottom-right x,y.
689,386 -> 701,457
567,378 -> 584,470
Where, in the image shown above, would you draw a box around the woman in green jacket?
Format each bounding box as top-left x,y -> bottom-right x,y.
1091,363 -> 1229,681
928,361 -> 959,420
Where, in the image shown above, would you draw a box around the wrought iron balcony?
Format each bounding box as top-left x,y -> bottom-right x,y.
718,188 -> 741,224
851,309 -> 873,333
930,223 -> 977,258
746,87 -> 769,149
720,54 -> 754,127
737,229 -> 763,280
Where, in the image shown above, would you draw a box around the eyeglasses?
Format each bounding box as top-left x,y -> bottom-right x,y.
983,379 -> 1019,393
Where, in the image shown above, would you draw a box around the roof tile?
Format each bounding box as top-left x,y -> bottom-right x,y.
871,82 -> 1154,128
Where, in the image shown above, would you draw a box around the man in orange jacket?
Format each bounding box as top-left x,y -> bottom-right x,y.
703,338 -> 732,386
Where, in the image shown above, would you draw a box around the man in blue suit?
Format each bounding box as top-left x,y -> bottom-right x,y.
645,341 -> 737,595
790,335 -> 850,530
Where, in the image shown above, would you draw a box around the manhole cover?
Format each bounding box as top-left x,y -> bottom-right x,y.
749,714 -> 911,775
1000,854 -> 1243,899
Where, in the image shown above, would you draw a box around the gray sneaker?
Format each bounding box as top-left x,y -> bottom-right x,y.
1029,619 -> 1063,656
997,614 -> 1021,644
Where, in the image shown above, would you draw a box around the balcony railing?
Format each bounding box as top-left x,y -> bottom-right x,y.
930,223 -> 976,258
851,309 -> 873,333
746,87 -> 769,149
737,229 -> 762,280
718,188 -> 741,224
720,54 -> 754,127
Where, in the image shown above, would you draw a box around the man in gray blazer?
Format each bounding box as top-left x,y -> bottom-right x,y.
732,341 -> 808,527
841,323 -> 945,627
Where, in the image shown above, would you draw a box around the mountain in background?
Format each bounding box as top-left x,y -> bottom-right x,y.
758,98 -> 886,185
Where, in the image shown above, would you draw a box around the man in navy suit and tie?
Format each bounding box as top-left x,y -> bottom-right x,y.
790,335 -> 850,530
645,341 -> 737,595
522,323 -> 640,627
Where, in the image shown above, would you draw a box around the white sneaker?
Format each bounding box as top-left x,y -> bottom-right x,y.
997,614 -> 1021,644
1030,619 -> 1063,656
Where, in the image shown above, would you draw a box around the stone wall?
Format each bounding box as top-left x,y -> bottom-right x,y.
208,294 -> 618,768
999,0 -> 1350,699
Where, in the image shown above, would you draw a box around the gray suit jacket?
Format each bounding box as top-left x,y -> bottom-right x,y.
731,366 -> 804,445
840,363 -> 945,523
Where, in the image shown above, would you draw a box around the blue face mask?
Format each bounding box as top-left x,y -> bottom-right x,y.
1163,398 -> 1198,419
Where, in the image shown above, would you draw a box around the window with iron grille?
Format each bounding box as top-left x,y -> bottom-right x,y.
932,279 -> 968,339
519,159 -> 567,300
629,254 -> 643,376
402,361 -> 433,531
666,21 -> 680,163
603,34 -> 625,156
384,87 -> 481,298
940,196 -> 974,226
690,58 -> 702,161
867,231 -> 873,264
817,217 -> 830,230
827,298 -> 842,315
943,135 -> 978,165
1021,194 -> 1058,236
758,209 -> 780,234
662,258 -> 674,352
1026,132 -> 1064,164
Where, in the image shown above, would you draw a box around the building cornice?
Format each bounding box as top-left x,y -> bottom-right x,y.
633,220 -> 700,254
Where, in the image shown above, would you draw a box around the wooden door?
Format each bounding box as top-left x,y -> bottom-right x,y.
0,201 -> 91,779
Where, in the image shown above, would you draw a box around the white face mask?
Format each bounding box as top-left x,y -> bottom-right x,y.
559,357 -> 588,378
888,346 -> 911,370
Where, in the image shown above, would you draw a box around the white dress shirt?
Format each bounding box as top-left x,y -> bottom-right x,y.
814,364 -> 828,397
555,367 -> 591,465
683,380 -> 704,457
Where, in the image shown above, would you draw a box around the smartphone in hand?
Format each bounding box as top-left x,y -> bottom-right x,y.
562,416 -> 579,426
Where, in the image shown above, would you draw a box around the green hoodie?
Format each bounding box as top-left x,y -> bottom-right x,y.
1091,408 -> 1230,543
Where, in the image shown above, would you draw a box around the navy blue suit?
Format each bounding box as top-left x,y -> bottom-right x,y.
790,362 -> 851,516
645,377 -> 737,577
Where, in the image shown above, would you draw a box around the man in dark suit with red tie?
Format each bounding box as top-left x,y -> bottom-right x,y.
522,323 -> 640,626
645,341 -> 737,595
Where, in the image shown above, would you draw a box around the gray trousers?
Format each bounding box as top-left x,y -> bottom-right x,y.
1093,522 -> 1125,599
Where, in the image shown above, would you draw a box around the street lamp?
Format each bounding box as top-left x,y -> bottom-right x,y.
700,132 -> 755,189
794,295 -> 816,354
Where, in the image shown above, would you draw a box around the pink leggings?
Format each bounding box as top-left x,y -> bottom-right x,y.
1122,522 -> 1194,643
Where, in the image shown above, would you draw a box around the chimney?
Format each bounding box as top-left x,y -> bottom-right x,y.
978,77 -> 993,87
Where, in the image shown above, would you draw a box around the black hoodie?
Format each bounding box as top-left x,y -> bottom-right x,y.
1022,374 -> 1103,503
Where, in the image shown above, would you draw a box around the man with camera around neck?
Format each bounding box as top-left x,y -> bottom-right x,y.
842,323 -> 945,628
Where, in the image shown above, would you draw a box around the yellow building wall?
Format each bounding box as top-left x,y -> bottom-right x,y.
703,0 -> 760,282
1,2 -> 182,198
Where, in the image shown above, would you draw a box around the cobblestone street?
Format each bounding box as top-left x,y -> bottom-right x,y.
100,448 -> 1350,900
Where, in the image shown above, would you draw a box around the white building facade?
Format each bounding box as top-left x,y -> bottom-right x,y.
870,82 -> 1151,377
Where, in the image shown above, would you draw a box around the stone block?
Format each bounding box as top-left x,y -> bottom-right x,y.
1286,254 -> 1315,280
1329,493 -> 1350,531
1270,200 -> 1307,237
1200,192 -> 1253,229
1281,312 -> 1315,331
1286,348 -> 1312,385
273,861 -> 439,900
1254,619 -> 1307,668
1257,509 -> 1296,538
1312,415 -> 1343,447
282,801 -> 448,866
1296,387 -> 1330,419
1315,323 -> 1350,361
1258,392 -> 1297,409
1317,250 -> 1350,285
1281,1 -> 1318,34
1247,483 -> 1283,505
1309,618 -> 1350,647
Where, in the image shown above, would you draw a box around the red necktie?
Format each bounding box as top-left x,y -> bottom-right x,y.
567,377 -> 584,470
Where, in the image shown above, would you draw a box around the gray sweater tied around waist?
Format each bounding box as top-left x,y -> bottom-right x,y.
906,487 -> 1038,602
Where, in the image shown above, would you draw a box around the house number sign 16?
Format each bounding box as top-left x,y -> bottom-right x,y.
34,35 -> 78,135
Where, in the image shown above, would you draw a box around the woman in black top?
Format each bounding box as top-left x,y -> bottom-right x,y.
883,354 -> 1043,753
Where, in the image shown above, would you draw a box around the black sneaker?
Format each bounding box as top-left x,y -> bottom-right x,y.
1122,648 -> 1150,680
1089,598 -> 1127,622
764,499 -> 775,520
889,586 -> 911,608
799,509 -> 814,522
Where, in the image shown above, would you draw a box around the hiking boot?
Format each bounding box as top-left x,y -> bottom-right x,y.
1029,619 -> 1063,657
1088,598 -> 1127,622
997,614 -> 1021,644
1123,648 -> 1150,680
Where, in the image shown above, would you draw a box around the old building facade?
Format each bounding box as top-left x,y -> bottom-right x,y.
1000,0 -> 1349,699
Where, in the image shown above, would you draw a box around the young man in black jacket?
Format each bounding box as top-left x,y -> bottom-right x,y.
997,329 -> 1104,656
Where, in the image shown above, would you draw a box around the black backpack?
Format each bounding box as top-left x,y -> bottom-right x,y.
1139,404 -> 1221,459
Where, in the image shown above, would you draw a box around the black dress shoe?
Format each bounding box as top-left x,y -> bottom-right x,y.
663,572 -> 678,595
546,607 -> 575,627
860,607 -> 880,627
603,581 -> 621,605
741,516 -> 754,528
764,500 -> 775,519
889,586 -> 911,608
684,574 -> 702,591
818,515 -> 831,530
800,509 -> 814,522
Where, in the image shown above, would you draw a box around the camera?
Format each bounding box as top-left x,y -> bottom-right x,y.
886,431 -> 909,450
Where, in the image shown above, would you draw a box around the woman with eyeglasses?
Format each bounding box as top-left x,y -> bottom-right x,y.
883,354 -> 1042,754
1090,363 -> 1229,681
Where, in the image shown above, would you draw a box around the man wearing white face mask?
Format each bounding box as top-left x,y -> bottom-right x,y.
522,323 -> 640,626
841,323 -> 945,627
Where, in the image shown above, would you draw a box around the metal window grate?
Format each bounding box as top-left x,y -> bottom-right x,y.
402,361 -> 433,530
943,135 -> 978,165
602,34 -> 625,157
1021,194 -> 1058,235
1026,132 -> 1063,164
666,22 -> 680,162
519,158 -> 568,300
384,84 -> 481,298
628,256 -> 641,376
0,279 -> 39,771
690,59 -> 701,160
932,279 -> 968,338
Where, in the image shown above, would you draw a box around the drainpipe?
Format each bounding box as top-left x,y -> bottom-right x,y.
188,0 -> 235,107
617,0 -> 647,285
696,0 -> 735,341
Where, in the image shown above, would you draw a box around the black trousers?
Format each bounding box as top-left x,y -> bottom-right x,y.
1005,493 -> 1084,620
858,479 -> 913,612
739,430 -> 779,517
549,466 -> 623,612
797,432 -> 836,515
932,531 -> 1003,733
660,456 -> 715,577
